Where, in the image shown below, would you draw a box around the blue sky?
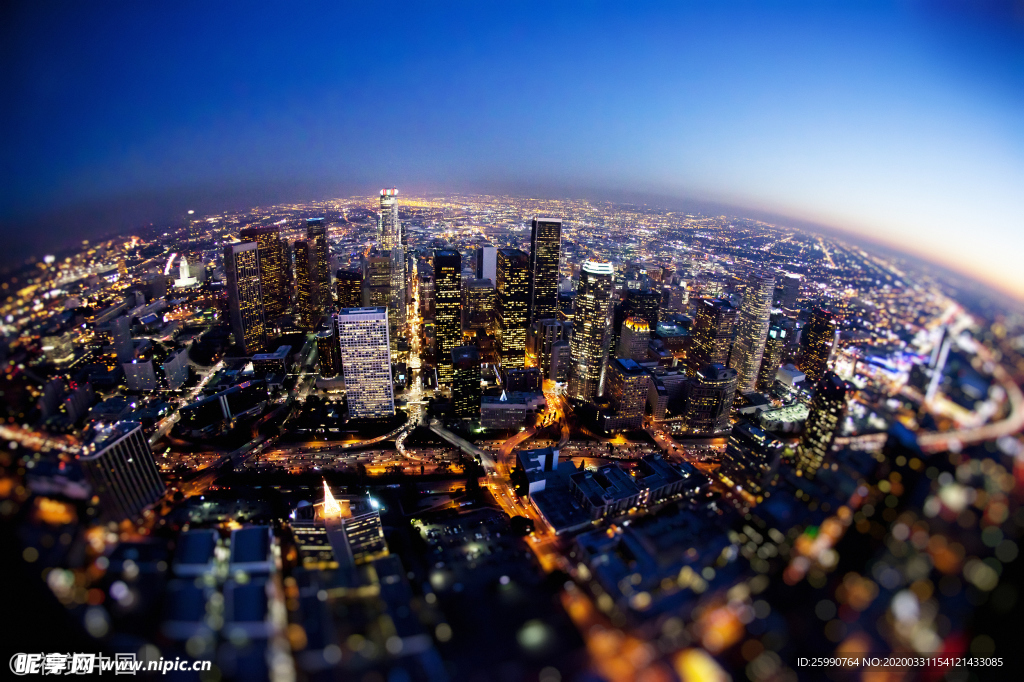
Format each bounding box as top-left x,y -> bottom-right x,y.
2,1 -> 1022,296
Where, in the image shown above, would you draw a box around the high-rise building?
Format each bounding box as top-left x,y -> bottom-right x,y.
528,318 -> 570,377
757,319 -> 787,391
224,242 -> 266,354
316,326 -> 341,378
527,217 -> 562,324
625,288 -> 660,331
687,298 -> 736,375
378,189 -> 406,342
335,308 -> 395,419
78,421 -> 165,522
111,315 -> 133,363
685,363 -> 737,434
463,278 -> 496,331
294,240 -> 314,328
801,307 -> 837,383
729,271 -> 776,393
307,218 -> 331,312
417,264 -> 435,319
434,250 -> 462,385
496,249 -> 530,369
779,273 -> 801,308
617,317 -> 650,362
797,372 -> 850,479
452,346 -> 481,418
336,270 -> 362,309
569,260 -> 615,404
361,248 -> 392,309
240,225 -> 286,319
606,358 -> 650,430
476,244 -> 497,282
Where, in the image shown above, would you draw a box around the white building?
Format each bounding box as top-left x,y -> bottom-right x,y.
335,307 -> 395,419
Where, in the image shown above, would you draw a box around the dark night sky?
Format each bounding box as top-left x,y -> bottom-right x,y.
2,1 -> 1022,295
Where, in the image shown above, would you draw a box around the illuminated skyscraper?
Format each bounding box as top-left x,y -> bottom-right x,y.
687,298 -> 736,375
224,242 -> 266,353
336,270 -> 362,309
606,358 -> 650,431
625,288 -> 660,331
78,421 -> 165,522
797,372 -> 850,479
527,217 -> 562,324
496,249 -> 530,369
452,346 -> 481,418
779,273 -> 801,308
463,278 -> 496,331
757,319 -> 787,391
801,306 -> 837,383
685,363 -> 737,434
378,189 -> 406,341
335,308 -> 395,419
240,225 -> 286,319
729,271 -> 775,392
294,240 -> 314,328
434,250 -> 462,385
528,318 -> 570,377
569,260 -> 615,404
361,248 -> 392,309
307,218 -> 331,312
617,317 -> 650,362
316,326 -> 341,378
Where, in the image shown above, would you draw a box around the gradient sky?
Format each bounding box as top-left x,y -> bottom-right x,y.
2,1 -> 1022,296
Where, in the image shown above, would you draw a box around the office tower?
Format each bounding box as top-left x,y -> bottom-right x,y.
452,346 -> 482,418
361,248 -> 392,309
294,240 -> 314,328
617,317 -> 650,362
496,249 -> 530,369
528,318 -> 570,377
336,270 -> 363,309
722,421 -> 782,499
797,372 -> 850,479
686,363 -> 737,434
607,358 -> 650,430
316,326 -> 341,378
476,244 -> 497,282
224,242 -> 266,354
801,306 -> 837,383
779,273 -> 801,308
527,217 -> 562,324
729,271 -> 776,393
625,288 -> 660,331
569,260 -> 615,404
463,278 -> 496,331
78,421 -> 165,522
378,189 -> 406,341
417,264 -> 435,319
757,319 -> 787,391
434,250 -> 462,385
240,225 -> 286,319
335,308 -> 395,419
307,218 -> 331,313
550,340 -> 571,382
687,299 -> 736,375
112,315 -> 133,363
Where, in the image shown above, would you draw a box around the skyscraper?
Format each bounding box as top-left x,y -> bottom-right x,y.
729,271 -> 776,393
685,363 -> 737,434
797,372 -> 850,479
111,315 -> 133,363
335,270 -> 362,309
378,189 -> 406,341
335,308 -> 395,419
757,319 -> 787,391
463,278 -> 496,331
801,306 -> 837,383
625,288 -> 660,331
496,249 -> 530,369
316,326 -> 341,378
294,240 -> 314,328
778,273 -> 801,308
78,421 -> 165,522
224,242 -> 266,353
687,298 -> 736,375
528,318 -> 570,377
527,217 -> 562,324
433,250 -> 462,385
240,225 -> 286,320
617,317 -> 650,362
476,244 -> 497,282
361,248 -> 392,309
606,358 -> 650,431
569,260 -> 615,404
452,346 -> 481,418
307,218 -> 331,312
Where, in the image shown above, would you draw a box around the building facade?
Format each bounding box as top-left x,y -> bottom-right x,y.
78,421 -> 165,521
224,242 -> 266,354
335,308 -> 395,419
729,271 -> 775,393
433,250 -> 462,385
568,260 -> 615,404
527,217 -> 562,324
496,249 -> 530,369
